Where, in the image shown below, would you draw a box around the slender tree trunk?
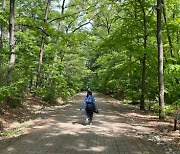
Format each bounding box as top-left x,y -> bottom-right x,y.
0,0 -> 6,50
47,0 -> 66,86
173,11 -> 179,57
177,31 -> 179,54
36,35 -> 45,87
138,0 -> 147,110
162,0 -> 174,57
105,16 -> 111,35
157,0 -> 165,119
36,0 -> 51,88
29,72 -> 33,92
7,0 -> 16,83
140,54 -> 146,110
9,0 -> 16,68
54,0 -> 66,62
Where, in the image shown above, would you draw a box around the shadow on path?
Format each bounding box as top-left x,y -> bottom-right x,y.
0,92 -> 167,154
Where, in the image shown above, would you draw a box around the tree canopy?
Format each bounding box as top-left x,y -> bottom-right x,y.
0,0 -> 180,118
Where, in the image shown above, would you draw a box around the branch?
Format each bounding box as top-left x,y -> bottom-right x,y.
48,1 -> 98,23
18,24 -> 50,36
65,21 -> 74,33
61,0 -> 66,14
72,20 -> 91,33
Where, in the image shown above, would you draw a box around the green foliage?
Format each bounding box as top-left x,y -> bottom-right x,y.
83,0 -> 180,115
0,78 -> 28,107
164,63 -> 180,104
2,129 -> 19,137
0,0 -> 179,116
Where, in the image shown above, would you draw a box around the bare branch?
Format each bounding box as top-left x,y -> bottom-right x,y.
61,0 -> 66,14
65,21 -> 74,33
18,24 -> 50,36
48,1 -> 98,23
72,20 -> 91,33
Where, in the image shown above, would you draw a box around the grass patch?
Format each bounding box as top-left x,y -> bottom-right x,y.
2,129 -> 19,137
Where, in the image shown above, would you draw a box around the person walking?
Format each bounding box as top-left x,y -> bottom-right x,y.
80,91 -> 98,125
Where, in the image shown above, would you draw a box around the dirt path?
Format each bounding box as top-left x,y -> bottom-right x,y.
0,92 -> 176,154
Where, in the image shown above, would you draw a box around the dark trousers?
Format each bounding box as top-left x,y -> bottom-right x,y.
86,110 -> 93,124
85,103 -> 94,124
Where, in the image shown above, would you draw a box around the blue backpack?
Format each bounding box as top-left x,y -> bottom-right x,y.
86,96 -> 94,103
85,96 -> 94,113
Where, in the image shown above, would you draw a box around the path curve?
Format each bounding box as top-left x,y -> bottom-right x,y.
0,92 -> 165,154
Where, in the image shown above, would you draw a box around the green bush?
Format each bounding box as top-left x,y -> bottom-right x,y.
0,78 -> 28,107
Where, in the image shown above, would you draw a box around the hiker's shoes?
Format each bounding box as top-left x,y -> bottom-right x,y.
85,118 -> 93,125
85,118 -> 89,124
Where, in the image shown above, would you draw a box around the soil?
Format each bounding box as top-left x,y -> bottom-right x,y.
105,94 -> 180,153
0,93 -> 179,153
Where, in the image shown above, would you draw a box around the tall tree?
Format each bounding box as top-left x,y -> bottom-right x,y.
157,0 -> 165,119
8,0 -> 16,82
54,0 -> 66,62
0,0 -> 6,50
162,0 -> 174,57
36,0 -> 51,87
138,0 -> 148,110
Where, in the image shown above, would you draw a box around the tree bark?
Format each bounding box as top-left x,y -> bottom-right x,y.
54,0 -> 66,62
0,0 -> 6,50
29,72 -> 33,92
177,31 -> 179,51
7,0 -> 15,83
36,0 -> 51,88
162,0 -> 174,57
140,54 -> 146,110
46,0 -> 66,86
137,0 -> 147,110
157,0 -> 165,119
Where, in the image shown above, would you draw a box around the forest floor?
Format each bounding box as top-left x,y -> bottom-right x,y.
0,92 -> 179,154
0,96 -> 68,136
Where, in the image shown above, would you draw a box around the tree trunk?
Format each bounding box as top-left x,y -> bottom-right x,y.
36,0 -> 51,88
138,0 -> 147,110
7,0 -> 15,83
54,0 -> 66,62
157,0 -> 165,119
29,72 -> 33,92
46,0 -> 66,87
177,31 -> 179,57
140,54 -> 146,110
162,0 -> 174,57
0,0 -> 6,50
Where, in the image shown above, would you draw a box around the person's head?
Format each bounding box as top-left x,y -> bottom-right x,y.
86,90 -> 92,97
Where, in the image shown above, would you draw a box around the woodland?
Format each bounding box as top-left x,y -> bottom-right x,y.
0,0 -> 180,119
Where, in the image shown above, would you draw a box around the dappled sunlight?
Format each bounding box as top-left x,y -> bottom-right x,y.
78,143 -> 86,148
45,143 -> 53,147
127,112 -> 157,119
90,146 -> 106,152
7,147 -> 15,152
0,92 -> 168,154
33,125 -> 51,129
23,139 -> 34,143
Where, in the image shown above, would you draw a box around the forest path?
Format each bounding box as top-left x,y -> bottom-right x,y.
0,92 -> 167,154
